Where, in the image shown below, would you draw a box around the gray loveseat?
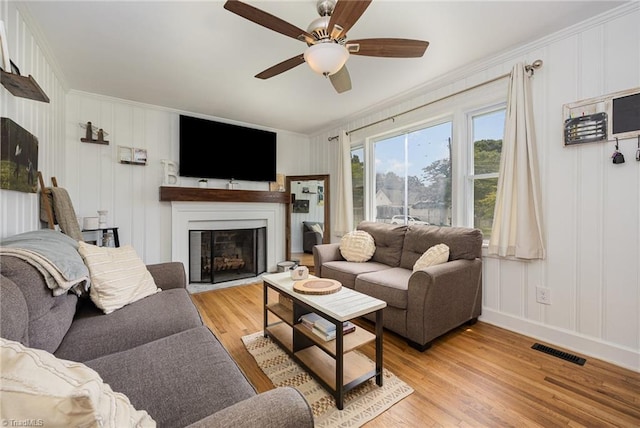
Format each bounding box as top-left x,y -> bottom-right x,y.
314,221 -> 483,351
0,231 -> 313,428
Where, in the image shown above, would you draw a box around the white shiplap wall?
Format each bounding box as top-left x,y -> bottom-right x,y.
63,91 -> 312,265
310,4 -> 640,371
0,2 -> 66,238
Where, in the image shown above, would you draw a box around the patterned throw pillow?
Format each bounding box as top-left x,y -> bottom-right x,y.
340,230 -> 376,262
0,338 -> 155,427
413,243 -> 450,271
78,242 -> 161,314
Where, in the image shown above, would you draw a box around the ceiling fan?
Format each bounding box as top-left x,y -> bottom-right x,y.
223,0 -> 429,94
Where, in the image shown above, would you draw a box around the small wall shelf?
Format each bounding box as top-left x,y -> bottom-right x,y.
0,69 -> 50,103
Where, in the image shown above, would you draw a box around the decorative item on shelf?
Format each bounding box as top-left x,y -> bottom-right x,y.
290,265 -> 309,280
0,20 -> 10,71
198,179 -> 208,188
269,173 -> 285,192
102,232 -> 115,247
161,160 -> 179,185
80,122 -> 109,144
97,210 -> 108,228
83,217 -> 99,230
227,179 -> 238,190
118,146 -> 147,165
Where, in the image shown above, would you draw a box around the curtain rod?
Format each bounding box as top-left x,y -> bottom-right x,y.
327,60 -> 543,141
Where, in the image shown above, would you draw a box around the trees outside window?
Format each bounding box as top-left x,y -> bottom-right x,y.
469,108 -> 505,239
371,122 -> 452,226
349,103 -> 505,237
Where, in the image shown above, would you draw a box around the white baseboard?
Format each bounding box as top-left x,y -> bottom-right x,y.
480,309 -> 639,373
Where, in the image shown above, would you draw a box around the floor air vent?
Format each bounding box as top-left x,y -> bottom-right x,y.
531,343 -> 586,366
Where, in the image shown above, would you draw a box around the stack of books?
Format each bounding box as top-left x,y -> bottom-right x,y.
298,313 -> 356,341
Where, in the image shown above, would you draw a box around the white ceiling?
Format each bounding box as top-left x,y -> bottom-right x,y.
19,0 -> 627,135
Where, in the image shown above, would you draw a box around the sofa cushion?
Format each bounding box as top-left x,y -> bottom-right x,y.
340,230 -> 376,262
321,260 -> 391,289
78,242 -> 161,314
1,338 -> 154,427
413,243 -> 450,271
357,221 -> 407,267
355,267 -> 413,309
55,288 -> 203,362
0,256 -> 77,353
86,326 -> 257,428
0,276 -> 29,345
400,225 -> 483,269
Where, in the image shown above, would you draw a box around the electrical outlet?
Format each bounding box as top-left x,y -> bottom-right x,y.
536,286 -> 551,305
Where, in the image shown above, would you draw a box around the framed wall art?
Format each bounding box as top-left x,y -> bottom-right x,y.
0,117 -> 39,193
292,199 -> 310,214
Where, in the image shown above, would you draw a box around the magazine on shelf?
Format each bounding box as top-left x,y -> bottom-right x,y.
312,326 -> 336,341
299,313 -> 356,336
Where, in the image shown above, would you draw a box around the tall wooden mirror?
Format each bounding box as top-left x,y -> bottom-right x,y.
285,174 -> 330,270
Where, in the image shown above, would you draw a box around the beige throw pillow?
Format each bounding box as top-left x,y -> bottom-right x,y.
310,223 -> 324,235
340,230 -> 376,262
0,338 -> 155,427
78,242 -> 161,314
413,243 -> 450,271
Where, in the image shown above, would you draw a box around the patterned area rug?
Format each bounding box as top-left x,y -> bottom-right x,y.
242,331 -> 414,428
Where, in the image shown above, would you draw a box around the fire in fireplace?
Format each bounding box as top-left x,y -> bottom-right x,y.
189,227 -> 266,284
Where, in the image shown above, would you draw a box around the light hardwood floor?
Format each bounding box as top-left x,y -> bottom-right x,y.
191,282 -> 640,427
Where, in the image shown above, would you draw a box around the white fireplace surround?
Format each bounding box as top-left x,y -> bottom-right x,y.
171,202 -> 285,289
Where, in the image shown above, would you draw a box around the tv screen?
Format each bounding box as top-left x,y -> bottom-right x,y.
179,115 -> 277,182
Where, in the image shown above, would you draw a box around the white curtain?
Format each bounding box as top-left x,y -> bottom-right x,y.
488,63 -> 545,259
334,130 -> 353,237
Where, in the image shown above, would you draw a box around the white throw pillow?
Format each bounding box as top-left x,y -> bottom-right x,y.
78,242 -> 161,314
413,243 -> 450,271
0,338 -> 155,427
340,230 -> 376,262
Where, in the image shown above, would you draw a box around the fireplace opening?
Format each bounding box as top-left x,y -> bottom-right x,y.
189,227 -> 266,284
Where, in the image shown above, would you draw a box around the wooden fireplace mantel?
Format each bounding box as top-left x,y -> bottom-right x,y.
159,186 -> 289,204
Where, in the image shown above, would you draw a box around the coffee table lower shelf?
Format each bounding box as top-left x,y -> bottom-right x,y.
265,323 -> 377,391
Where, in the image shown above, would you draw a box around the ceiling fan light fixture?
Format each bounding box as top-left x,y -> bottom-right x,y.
304,42 -> 349,76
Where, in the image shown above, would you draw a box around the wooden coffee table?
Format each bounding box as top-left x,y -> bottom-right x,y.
262,272 -> 386,409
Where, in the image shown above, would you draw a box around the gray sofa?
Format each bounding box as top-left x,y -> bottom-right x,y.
302,221 -> 323,254
0,233 -> 313,428
314,221 -> 483,351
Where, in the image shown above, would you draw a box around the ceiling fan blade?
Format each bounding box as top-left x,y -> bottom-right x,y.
327,0 -> 372,39
329,65 -> 352,94
255,54 -> 305,79
224,0 -> 314,44
347,38 -> 429,58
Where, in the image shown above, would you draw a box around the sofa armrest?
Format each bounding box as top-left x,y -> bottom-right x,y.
312,243 -> 342,277
406,259 -> 482,346
146,262 -> 187,290
184,387 -> 314,428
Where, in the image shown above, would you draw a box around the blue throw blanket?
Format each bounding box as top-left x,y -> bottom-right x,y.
0,229 -> 89,295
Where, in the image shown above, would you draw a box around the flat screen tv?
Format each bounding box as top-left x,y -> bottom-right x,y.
179,115 -> 277,182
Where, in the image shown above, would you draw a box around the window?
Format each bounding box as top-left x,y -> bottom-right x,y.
468,108 -> 505,239
371,121 -> 452,226
351,147 -> 365,227
348,89 -> 506,235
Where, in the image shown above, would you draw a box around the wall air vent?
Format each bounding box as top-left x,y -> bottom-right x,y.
531,343 -> 586,365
